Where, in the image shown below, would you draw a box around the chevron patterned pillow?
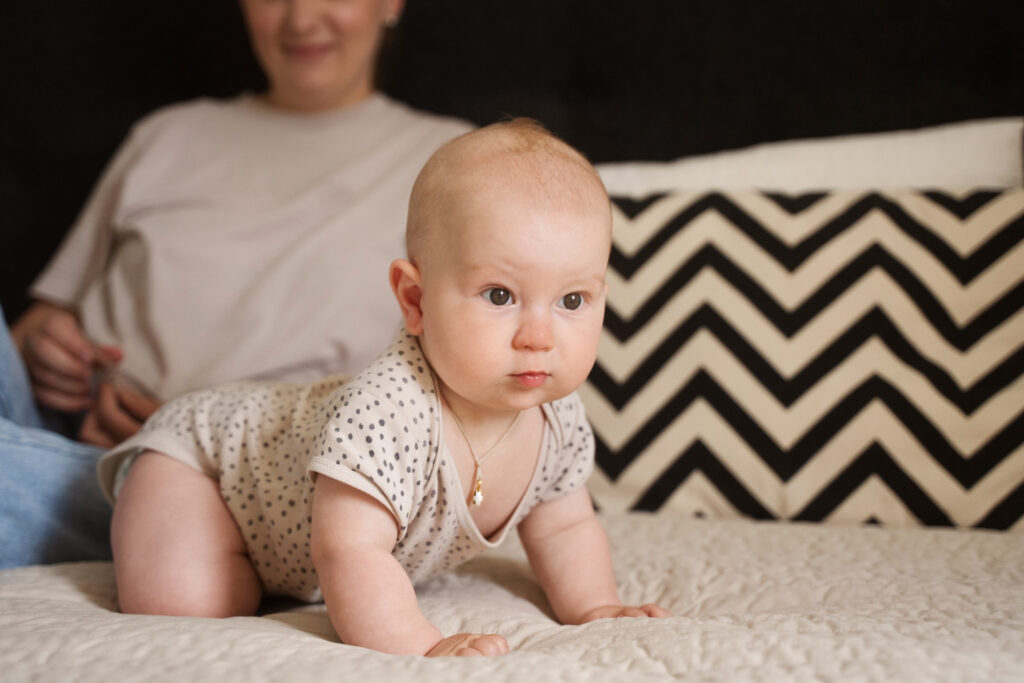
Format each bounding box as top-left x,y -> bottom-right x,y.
582,188 -> 1024,530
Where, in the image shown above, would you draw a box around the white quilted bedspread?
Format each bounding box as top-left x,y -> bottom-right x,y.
2,514 -> 1022,682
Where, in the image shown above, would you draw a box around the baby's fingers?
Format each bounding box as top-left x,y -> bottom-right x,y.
586,603 -> 673,621
457,634 -> 509,657
617,603 -> 672,618
427,632 -> 509,657
638,603 -> 672,618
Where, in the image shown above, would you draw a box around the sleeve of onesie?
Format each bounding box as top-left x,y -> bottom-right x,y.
30,124 -> 147,307
540,391 -> 596,503
307,377 -> 438,536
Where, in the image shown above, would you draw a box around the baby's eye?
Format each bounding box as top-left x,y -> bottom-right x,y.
483,288 -> 512,306
560,293 -> 584,310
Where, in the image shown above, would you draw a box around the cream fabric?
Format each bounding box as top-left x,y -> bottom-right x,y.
1,515 -> 1022,680
32,94 -> 472,401
598,117 -> 1024,195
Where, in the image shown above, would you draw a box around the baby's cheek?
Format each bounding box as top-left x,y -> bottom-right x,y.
439,337 -> 503,397
578,316 -> 604,368
560,349 -> 598,395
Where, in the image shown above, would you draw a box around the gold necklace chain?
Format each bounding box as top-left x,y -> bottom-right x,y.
443,392 -> 522,507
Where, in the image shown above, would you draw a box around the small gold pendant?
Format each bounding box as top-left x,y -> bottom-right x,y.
470,479 -> 484,506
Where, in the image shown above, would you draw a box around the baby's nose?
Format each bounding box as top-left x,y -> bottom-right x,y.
513,309 -> 553,351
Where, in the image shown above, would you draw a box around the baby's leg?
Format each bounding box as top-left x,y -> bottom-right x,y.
111,451 -> 261,617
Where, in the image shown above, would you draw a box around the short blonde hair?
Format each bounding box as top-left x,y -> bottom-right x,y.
406,118 -> 609,264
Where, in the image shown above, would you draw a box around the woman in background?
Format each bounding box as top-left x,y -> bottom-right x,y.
1,0 -> 472,568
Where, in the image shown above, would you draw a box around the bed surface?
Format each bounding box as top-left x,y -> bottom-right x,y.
2,514 -> 1021,682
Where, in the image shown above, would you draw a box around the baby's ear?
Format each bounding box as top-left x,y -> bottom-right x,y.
389,259 -> 425,334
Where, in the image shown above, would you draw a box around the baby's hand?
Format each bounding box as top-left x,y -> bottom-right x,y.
426,633 -> 509,657
578,603 -> 672,623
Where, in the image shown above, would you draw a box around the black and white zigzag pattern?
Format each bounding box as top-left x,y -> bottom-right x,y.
583,188 -> 1024,530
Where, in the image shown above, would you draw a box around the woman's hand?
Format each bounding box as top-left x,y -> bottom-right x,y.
425,633 -> 510,657
78,382 -> 161,447
577,604 -> 672,623
11,302 -> 121,413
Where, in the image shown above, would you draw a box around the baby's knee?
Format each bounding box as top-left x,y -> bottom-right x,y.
116,577 -> 205,617
116,557 -> 261,618
110,450 -> 261,617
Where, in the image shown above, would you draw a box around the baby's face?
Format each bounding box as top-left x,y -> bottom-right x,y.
416,181 -> 610,416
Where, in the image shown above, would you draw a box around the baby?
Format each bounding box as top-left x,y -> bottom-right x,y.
102,119 -> 670,657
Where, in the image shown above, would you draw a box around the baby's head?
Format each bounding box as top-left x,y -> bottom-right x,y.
390,118 -> 611,414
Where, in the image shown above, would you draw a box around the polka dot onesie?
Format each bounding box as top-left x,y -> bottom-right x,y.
98,329 -> 595,601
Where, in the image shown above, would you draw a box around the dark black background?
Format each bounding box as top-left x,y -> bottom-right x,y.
2,0 -> 1022,321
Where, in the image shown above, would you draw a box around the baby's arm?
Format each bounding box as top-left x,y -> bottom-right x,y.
518,488 -> 671,624
311,476 -> 508,657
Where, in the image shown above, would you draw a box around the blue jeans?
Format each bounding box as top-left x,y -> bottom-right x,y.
0,305 -> 111,568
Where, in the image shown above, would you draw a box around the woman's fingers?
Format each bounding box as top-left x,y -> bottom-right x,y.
19,307 -> 99,410
93,384 -> 145,442
77,410 -> 118,448
33,384 -> 93,413
113,384 -> 161,422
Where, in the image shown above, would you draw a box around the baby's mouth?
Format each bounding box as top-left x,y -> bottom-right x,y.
513,372 -> 549,388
